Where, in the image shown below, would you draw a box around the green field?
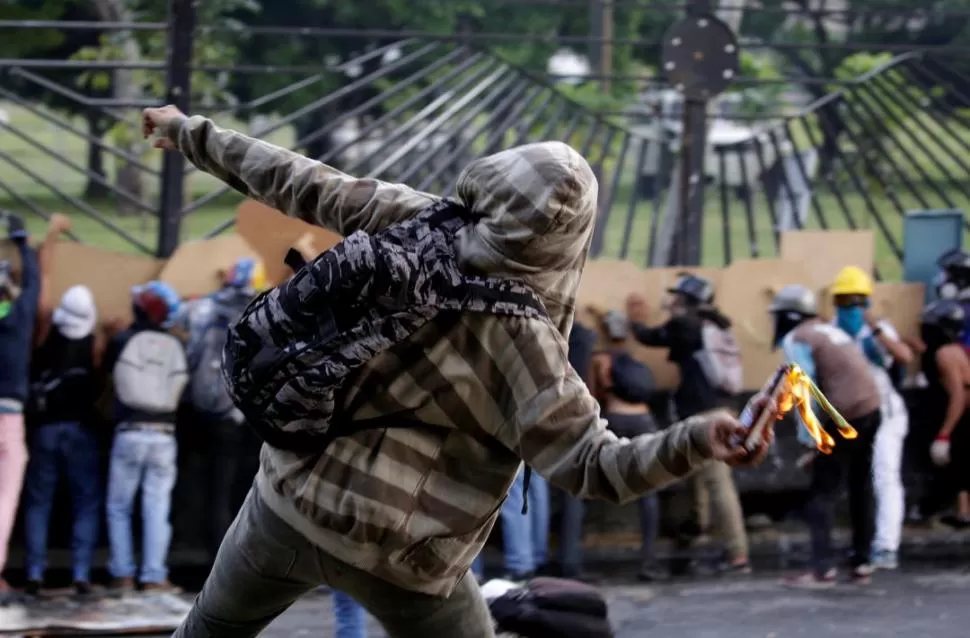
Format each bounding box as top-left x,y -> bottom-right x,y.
1,101 -> 967,279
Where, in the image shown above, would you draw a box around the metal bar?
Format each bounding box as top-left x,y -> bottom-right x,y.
909,60 -> 970,123
794,115 -> 858,230
8,68 -> 129,123
0,121 -> 155,214
839,87 -> 932,209
415,76 -> 530,194
716,147 -> 731,265
370,69 -> 524,178
881,70 -> 970,165
395,81 -> 555,185
816,108 -> 904,259
0,86 -> 160,175
0,147 -> 153,253
178,42 -> 449,212
0,178 -> 82,242
592,131 -> 631,258
766,131 -> 804,230
866,76 -> 970,195
750,137 -> 780,253
734,144 -> 759,258
781,122 -> 828,229
350,65 -> 511,178
673,98 -> 709,266
157,0 -> 196,258
645,141 -> 667,265
5,21 -> 968,51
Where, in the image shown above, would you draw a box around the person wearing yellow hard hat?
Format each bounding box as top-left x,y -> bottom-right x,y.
174,256 -> 268,561
830,265 -> 914,571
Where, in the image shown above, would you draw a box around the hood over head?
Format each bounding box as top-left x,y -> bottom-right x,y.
454,141 -> 598,336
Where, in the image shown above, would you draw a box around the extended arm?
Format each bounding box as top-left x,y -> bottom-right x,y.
153,108 -> 437,236
936,346 -> 966,440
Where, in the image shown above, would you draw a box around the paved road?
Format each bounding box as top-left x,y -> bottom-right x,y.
259,567 -> 970,637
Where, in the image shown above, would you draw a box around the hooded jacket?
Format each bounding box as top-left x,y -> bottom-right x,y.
167,116 -> 717,596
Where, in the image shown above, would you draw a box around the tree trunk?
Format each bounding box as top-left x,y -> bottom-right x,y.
83,112 -> 111,200
92,0 -> 145,215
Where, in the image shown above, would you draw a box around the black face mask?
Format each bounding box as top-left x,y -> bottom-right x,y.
771,312 -> 803,350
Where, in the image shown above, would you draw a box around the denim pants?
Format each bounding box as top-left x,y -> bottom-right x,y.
173,488 -> 495,638
333,590 -> 367,638
23,422 -> 101,582
106,428 -> 178,583
499,468 -> 549,575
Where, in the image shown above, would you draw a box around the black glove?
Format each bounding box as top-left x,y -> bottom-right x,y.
3,213 -> 27,241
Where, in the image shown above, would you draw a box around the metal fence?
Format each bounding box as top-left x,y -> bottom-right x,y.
0,0 -> 967,276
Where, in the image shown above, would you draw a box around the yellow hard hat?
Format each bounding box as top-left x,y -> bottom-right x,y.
831,265 -> 873,297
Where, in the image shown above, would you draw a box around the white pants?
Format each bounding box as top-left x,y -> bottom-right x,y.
872,398 -> 908,553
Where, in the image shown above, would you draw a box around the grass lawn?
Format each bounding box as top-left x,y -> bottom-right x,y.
1,102 -> 968,279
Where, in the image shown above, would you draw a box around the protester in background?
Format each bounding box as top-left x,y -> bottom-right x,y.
770,285 -> 882,587
105,281 -> 189,592
626,274 -> 751,575
0,212 -> 70,599
588,309 -> 665,582
555,319 -> 598,581
933,249 -> 970,357
917,300 -> 970,529
144,105 -> 774,638
830,266 -> 913,571
23,285 -> 104,597
178,257 -> 266,558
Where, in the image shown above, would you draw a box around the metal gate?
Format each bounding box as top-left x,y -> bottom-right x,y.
1,1 -> 968,275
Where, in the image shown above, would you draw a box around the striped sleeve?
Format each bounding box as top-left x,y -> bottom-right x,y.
166,115 -> 438,236
489,322 -> 714,504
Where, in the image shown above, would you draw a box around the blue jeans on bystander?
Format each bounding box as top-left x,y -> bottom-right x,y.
23,422 -> 101,583
106,429 -> 178,584
333,590 -> 367,638
499,468 -> 549,577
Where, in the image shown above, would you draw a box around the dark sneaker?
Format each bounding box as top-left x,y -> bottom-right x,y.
782,569 -> 837,590
74,581 -> 98,598
941,514 -> 970,530
871,550 -> 898,571
720,560 -> 753,576
851,564 -> 874,585
24,580 -> 43,597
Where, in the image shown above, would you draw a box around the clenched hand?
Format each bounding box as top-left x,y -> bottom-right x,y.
142,105 -> 187,150
707,394 -> 779,468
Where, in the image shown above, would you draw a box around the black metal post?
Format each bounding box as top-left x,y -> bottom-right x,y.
673,98 -> 709,265
157,0 -> 196,258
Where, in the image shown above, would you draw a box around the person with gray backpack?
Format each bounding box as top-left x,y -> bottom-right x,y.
142,104 -> 777,638
178,257 -> 266,557
104,280 -> 188,593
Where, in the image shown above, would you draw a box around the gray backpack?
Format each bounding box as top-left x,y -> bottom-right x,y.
188,302 -> 241,418
223,200 -> 549,454
113,330 -> 189,415
695,320 -> 744,395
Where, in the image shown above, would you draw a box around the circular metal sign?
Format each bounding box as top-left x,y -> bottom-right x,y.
661,14 -> 741,100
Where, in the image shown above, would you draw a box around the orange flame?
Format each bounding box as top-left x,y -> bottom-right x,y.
778,366 -> 857,454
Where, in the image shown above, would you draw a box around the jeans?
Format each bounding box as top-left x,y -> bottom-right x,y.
471,554 -> 484,580
23,422 -> 101,582
872,399 -> 908,554
499,468 -> 549,575
106,429 -> 178,583
803,411 -> 880,574
173,488 -> 495,638
333,590 -> 367,638
0,412 -> 27,573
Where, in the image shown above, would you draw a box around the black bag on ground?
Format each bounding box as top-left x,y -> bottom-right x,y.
489,577 -> 614,638
223,200 -> 549,453
609,350 -> 656,404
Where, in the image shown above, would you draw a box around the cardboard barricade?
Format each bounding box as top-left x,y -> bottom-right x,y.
18,203 -> 923,391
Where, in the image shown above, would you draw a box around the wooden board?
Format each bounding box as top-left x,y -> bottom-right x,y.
158,234 -> 261,300
716,258 -> 816,390
236,200 -> 342,285
779,229 -> 875,291
47,242 -> 164,325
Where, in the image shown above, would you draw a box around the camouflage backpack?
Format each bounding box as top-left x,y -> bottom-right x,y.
223,200 -> 549,454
